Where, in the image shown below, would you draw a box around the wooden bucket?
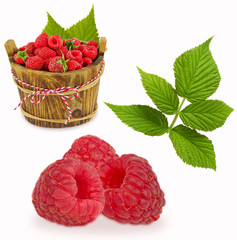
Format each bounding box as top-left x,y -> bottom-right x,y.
4,37 -> 106,128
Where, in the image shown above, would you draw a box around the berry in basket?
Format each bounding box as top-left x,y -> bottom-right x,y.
14,32 -> 98,72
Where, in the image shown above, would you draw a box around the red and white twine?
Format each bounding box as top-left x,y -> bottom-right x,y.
12,60 -> 105,125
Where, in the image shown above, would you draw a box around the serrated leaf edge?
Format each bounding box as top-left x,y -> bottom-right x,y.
169,125 -> 216,170
137,66 -> 179,115
179,99 -> 234,131
104,102 -> 169,136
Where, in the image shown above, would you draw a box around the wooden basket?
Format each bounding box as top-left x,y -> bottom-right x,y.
5,37 -> 107,128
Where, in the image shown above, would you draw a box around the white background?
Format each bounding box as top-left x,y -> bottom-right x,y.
0,0 -> 237,239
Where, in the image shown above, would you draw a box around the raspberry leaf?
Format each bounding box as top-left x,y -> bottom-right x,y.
179,100 -> 233,131
169,125 -> 216,170
65,6 -> 99,43
105,103 -> 169,136
105,38 -> 233,171
42,12 -> 71,39
174,37 -> 221,103
137,67 -> 179,115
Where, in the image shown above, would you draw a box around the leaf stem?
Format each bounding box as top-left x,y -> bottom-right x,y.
168,98 -> 186,133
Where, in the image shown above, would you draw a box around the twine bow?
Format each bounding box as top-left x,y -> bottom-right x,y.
12,60 -> 105,125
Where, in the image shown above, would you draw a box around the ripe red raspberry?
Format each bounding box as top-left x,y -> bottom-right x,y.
87,40 -> 98,48
25,56 -> 44,70
14,50 -> 29,64
48,35 -> 63,49
78,44 -> 87,53
70,38 -> 81,45
32,158 -> 105,226
55,46 -> 69,57
82,46 -> 98,60
19,45 -> 27,51
48,56 -> 68,72
14,53 -> 25,64
26,42 -> 36,54
80,57 -> 93,67
35,32 -> 49,48
66,50 -> 83,62
63,135 -> 118,169
34,47 -> 41,55
66,38 -> 81,50
37,47 -> 56,60
100,154 -> 165,224
43,57 -> 53,70
67,60 -> 82,71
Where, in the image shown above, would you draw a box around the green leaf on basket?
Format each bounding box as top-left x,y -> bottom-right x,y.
42,12 -> 71,39
180,100 -> 234,131
137,67 -> 179,115
65,5 -> 99,43
174,37 -> 221,102
105,103 -> 169,136
42,6 -> 99,42
169,125 -> 216,170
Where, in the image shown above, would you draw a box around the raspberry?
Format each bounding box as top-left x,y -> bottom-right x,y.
14,53 -> 25,64
48,35 -> 63,49
55,46 -> 69,57
26,42 -> 36,54
66,50 -> 83,62
34,47 -> 41,55
66,38 -> 81,50
43,57 -> 53,70
63,135 -> 118,169
25,56 -> 44,70
100,154 -> 165,224
35,32 -> 49,48
14,50 -> 29,64
70,38 -> 81,45
67,60 -> 82,71
19,45 -> 27,51
78,44 -> 87,53
82,46 -> 98,60
80,57 -> 93,67
87,40 -> 98,48
32,158 -> 105,226
37,47 -> 56,60
48,56 -> 68,72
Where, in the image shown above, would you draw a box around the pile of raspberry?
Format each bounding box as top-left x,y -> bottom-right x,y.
32,135 -> 165,226
13,32 -> 98,72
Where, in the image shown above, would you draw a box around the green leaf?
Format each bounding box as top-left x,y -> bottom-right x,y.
180,100 -> 233,131
16,50 -> 28,62
105,103 -> 169,136
65,6 -> 99,43
66,40 -> 78,50
174,37 -> 221,102
169,125 -> 216,170
137,67 -> 179,115
42,12 -> 71,39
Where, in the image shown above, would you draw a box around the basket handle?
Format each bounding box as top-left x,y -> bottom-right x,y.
4,39 -> 18,58
98,37 -> 107,56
